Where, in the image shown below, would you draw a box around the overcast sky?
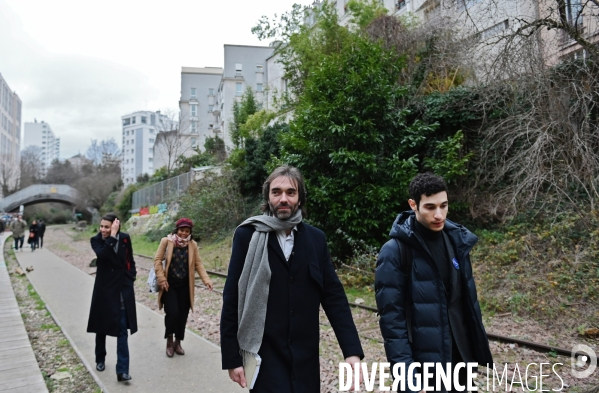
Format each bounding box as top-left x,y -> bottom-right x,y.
0,0 -> 312,159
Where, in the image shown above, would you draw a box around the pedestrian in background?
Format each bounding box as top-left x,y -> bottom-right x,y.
87,213 -> 137,383
37,219 -> 46,248
153,218 -> 213,357
28,220 -> 39,251
9,214 -> 27,251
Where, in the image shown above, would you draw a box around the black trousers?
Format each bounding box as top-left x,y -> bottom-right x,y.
39,236 -> 44,248
162,281 -> 190,340
95,309 -> 129,374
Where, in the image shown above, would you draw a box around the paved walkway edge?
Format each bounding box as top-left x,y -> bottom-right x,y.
11,243 -> 109,393
0,233 -> 48,393
17,240 -> 234,393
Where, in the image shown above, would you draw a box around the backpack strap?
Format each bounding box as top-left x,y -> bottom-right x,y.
394,238 -> 413,343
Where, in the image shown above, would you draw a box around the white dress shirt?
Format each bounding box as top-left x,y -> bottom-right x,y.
276,227 -> 297,261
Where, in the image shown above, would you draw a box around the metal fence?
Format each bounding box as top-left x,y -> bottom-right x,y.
131,171 -> 193,211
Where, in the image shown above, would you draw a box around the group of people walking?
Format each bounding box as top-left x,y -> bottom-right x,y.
85,165 -> 493,392
5,214 -> 46,251
86,214 -> 213,382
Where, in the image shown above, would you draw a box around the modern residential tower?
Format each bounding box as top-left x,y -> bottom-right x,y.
121,110 -> 170,185
23,120 -> 60,177
0,72 -> 22,194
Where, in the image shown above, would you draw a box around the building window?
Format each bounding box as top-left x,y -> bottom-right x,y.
209,105 -> 214,112
131,149 -> 134,154
256,83 -> 263,92
256,65 -> 263,72
191,121 -> 197,133
131,116 -> 136,124
149,148 -> 153,153
191,104 -> 197,116
191,138 -> 197,148
565,0 -> 583,23
149,138 -> 155,143
141,116 -> 147,124
209,123 -> 214,129
123,118 -> 130,126
235,63 -> 242,75
236,82 -> 243,96
191,87 -> 197,98
149,158 -> 153,162
209,88 -> 214,96
396,0 -> 406,10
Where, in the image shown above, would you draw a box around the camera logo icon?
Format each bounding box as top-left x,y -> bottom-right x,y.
571,344 -> 597,379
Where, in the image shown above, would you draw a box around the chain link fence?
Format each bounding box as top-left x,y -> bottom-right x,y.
131,172 -> 193,211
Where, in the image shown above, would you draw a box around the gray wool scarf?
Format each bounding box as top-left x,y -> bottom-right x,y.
236,210 -> 302,362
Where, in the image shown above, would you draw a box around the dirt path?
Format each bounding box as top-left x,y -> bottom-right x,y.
43,225 -> 599,392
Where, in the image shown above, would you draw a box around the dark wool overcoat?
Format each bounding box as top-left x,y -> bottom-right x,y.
220,222 -> 364,393
375,211 -> 494,392
87,232 -> 138,336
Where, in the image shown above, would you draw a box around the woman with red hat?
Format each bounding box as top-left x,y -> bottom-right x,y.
153,217 -> 213,357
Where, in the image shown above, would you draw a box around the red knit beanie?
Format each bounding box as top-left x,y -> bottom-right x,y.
175,218 -> 193,229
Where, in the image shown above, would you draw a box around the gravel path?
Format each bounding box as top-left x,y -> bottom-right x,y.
43,225 -> 599,392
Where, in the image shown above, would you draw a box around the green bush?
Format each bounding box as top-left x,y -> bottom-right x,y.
178,168 -> 251,241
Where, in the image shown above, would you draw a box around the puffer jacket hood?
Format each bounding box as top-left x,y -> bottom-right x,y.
389,210 -> 478,260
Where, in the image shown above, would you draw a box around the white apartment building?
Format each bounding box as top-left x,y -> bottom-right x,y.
179,67 -> 223,150
0,72 -> 22,194
23,120 -> 60,176
121,110 -> 170,185
213,45 -> 274,150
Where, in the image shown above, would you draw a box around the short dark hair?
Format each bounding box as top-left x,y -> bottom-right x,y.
261,165 -> 307,217
409,172 -> 448,208
101,213 -> 118,223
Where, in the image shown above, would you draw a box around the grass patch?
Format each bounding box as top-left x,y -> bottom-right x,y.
129,235 -> 160,257
71,226 -> 97,241
344,286 -> 376,308
41,323 -> 60,332
57,339 -> 69,347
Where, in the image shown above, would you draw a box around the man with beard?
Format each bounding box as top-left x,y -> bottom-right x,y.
220,165 -> 363,392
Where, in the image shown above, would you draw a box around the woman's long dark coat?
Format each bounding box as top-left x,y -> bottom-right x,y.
87,232 -> 138,336
220,222 -> 363,393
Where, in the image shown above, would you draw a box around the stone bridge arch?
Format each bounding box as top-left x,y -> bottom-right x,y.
0,184 -> 79,212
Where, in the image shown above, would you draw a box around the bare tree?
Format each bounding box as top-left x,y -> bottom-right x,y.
86,138 -> 121,165
153,110 -> 197,176
19,146 -> 44,189
0,154 -> 19,197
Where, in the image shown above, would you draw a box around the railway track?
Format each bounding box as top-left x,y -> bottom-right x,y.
132,252 -> 587,361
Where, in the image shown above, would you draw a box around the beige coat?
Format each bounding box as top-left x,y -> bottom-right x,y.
153,237 -> 212,310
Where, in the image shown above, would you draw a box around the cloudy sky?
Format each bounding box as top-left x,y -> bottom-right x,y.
0,0 -> 312,158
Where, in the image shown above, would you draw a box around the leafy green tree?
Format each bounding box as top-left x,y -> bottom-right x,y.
238,123 -> 286,196
230,88 -> 259,148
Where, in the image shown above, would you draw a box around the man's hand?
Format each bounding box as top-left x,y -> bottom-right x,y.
110,219 -> 120,237
205,281 -> 213,290
159,281 -> 169,292
228,367 -> 247,388
344,355 -> 361,391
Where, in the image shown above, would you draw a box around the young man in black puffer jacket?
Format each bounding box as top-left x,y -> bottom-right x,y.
375,172 -> 493,393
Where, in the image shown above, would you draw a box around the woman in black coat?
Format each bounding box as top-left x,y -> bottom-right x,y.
86,213 -> 137,382
28,220 -> 39,251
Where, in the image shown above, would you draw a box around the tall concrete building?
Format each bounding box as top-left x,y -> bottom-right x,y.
121,110 -> 170,185
213,45 -> 274,150
0,73 -> 22,194
179,67 -> 223,150
23,120 -> 60,177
